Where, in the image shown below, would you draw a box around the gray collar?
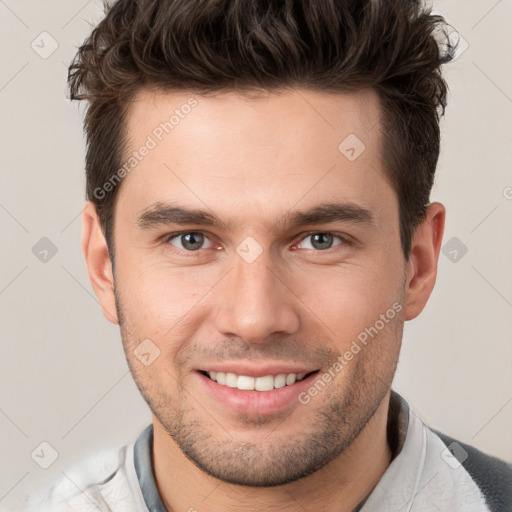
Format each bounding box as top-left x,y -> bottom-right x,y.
134,424 -> 167,512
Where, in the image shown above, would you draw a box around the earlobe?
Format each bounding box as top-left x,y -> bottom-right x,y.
81,202 -> 119,325
404,202 -> 446,321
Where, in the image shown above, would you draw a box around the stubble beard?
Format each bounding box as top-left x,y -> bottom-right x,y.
113,285 -> 402,487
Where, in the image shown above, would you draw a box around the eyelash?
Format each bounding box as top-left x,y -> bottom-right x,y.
164,231 -> 352,255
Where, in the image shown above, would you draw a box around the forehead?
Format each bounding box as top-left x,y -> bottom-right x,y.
117,87 -> 394,232
126,87 -> 381,148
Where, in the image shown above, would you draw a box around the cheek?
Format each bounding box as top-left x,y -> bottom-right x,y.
294,258 -> 404,345
114,256 -> 218,345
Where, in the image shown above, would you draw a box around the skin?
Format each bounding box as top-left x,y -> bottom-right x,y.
82,87 -> 445,512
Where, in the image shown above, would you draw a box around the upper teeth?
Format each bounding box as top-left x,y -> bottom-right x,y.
207,371 -> 306,391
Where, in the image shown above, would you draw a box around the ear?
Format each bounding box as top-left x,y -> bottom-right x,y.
404,202 -> 445,321
81,202 -> 119,324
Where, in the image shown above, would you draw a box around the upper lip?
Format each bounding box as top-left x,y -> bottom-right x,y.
198,363 -> 318,378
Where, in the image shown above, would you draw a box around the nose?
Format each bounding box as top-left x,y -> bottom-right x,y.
213,251 -> 300,344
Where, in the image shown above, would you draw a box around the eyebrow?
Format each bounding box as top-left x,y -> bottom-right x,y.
136,201 -> 375,232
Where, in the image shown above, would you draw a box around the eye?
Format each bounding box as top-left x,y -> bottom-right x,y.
167,232 -> 213,251
296,232 -> 345,251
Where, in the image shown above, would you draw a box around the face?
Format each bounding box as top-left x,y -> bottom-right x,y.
97,88 -> 411,486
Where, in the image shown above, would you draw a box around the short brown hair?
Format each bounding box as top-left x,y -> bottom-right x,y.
68,0 -> 455,259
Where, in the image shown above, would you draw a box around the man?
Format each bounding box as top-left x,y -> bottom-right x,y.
21,0 -> 511,511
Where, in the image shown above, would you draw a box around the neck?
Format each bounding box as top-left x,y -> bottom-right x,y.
153,390 -> 393,512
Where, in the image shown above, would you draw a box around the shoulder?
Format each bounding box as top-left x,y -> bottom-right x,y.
19,444 -> 130,512
431,428 -> 512,512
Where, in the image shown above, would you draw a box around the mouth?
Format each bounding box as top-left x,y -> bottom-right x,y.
199,370 -> 318,392
195,364 -> 322,415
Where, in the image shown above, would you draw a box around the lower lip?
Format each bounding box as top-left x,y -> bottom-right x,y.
196,371 -> 318,416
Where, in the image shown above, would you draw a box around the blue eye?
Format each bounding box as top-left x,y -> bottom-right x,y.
297,233 -> 344,251
167,232 -> 213,251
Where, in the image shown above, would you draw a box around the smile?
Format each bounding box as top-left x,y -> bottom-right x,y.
202,371 -> 311,391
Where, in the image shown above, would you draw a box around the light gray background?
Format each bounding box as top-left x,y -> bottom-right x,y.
1,0 -> 511,508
